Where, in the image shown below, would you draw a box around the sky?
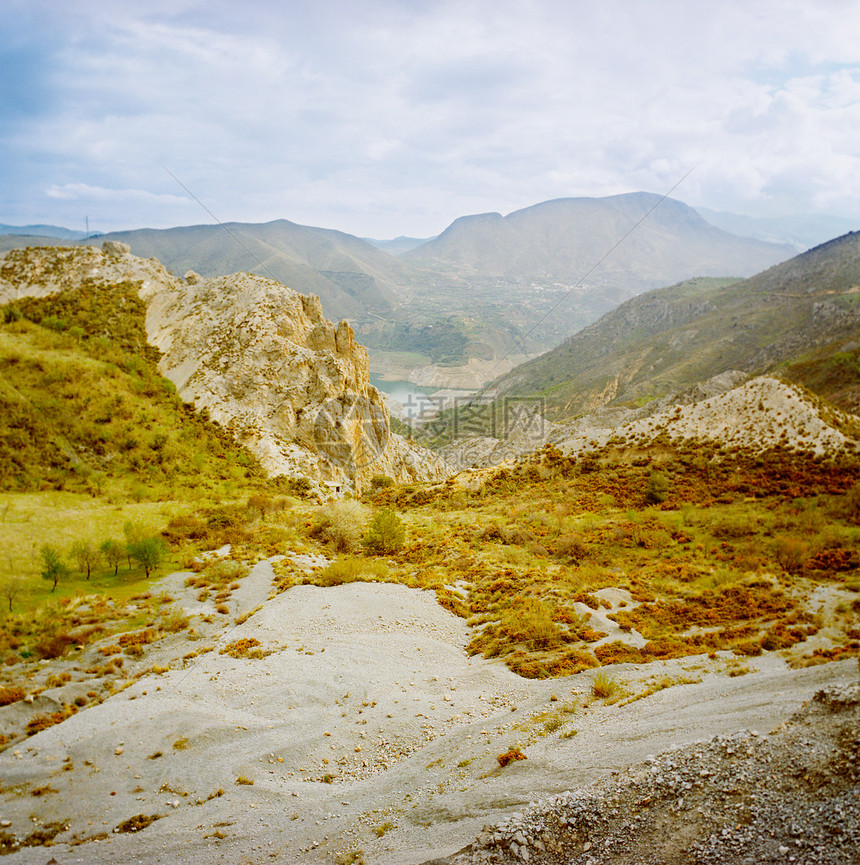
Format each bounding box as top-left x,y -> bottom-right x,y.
3,0 -> 860,239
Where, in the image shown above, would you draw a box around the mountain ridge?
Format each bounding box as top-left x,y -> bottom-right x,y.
0,243 -> 447,492
485,231 -> 860,419
403,192 -> 794,286
0,194 -> 801,388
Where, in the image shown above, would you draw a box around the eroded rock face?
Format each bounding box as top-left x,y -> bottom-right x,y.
143,269 -> 447,490
0,243 -> 448,491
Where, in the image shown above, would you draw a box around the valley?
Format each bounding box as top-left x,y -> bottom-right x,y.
0,217 -> 858,863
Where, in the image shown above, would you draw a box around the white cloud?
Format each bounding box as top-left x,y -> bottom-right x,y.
45,183 -> 189,205
3,0 -> 860,235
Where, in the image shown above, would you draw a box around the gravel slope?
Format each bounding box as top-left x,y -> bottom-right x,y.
0,579 -> 856,865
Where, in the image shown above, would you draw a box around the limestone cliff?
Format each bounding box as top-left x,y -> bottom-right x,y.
0,242 -> 448,491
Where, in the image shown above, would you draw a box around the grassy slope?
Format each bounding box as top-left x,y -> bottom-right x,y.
0,278 -> 290,651
488,232 -> 860,419
0,283 -> 266,496
780,345 -> 860,415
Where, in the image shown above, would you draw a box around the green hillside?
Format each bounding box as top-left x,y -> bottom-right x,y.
0,281 -> 266,497
487,232 -> 860,419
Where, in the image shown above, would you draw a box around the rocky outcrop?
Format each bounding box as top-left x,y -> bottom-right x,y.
437,371 -> 859,471
0,243 -> 449,492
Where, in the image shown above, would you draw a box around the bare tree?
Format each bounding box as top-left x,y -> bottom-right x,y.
0,575 -> 25,613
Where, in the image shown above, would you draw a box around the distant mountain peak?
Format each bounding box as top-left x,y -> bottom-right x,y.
403,192 -> 793,282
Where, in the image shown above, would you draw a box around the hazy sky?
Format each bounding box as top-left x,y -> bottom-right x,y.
3,0 -> 860,237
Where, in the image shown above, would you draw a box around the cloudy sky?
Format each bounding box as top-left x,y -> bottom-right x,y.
3,0 -> 860,238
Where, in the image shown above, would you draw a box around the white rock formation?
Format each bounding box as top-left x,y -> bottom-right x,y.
0,243 -> 449,491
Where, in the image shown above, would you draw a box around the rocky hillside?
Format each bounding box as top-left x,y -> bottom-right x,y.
424,682 -> 860,865
437,373 -> 860,472
0,243 -> 447,492
486,231 -> 860,419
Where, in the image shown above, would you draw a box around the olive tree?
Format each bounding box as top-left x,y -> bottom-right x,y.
70,539 -> 100,580
40,545 -> 70,593
128,537 -> 167,577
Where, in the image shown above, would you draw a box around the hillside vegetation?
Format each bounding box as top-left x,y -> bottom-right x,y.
487,232 -> 860,419
0,282 -> 266,496
357,442 -> 860,678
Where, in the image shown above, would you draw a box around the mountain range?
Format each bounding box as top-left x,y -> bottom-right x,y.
403,193 -> 793,285
0,194 -> 796,385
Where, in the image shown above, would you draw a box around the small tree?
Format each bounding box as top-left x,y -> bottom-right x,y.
128,536 -> 167,577
100,539 -> 124,576
363,508 -> 406,555
123,521 -> 146,570
40,545 -> 70,593
0,575 -> 25,613
70,539 -> 100,580
645,470 -> 670,504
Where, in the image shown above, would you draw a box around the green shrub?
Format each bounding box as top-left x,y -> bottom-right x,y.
502,599 -> 560,649
310,500 -> 368,553
555,533 -> 587,562
39,316 -> 67,332
772,536 -> 809,572
317,556 -> 389,586
160,605 -> 191,633
645,470 -> 670,504
592,671 -> 620,699
363,508 -> 405,555
317,556 -> 365,586
247,494 -> 274,518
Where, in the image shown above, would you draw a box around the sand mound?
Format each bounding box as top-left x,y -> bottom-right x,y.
0,579 -> 856,865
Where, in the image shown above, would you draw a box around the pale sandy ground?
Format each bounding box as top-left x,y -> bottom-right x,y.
0,559 -> 856,865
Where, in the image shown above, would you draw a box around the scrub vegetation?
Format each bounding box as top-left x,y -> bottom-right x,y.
0,276 -> 858,757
